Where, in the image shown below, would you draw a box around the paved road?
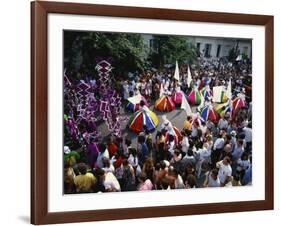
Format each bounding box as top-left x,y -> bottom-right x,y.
96,102 -> 197,147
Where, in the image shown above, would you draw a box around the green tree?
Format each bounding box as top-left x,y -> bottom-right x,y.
148,35 -> 198,68
227,41 -> 240,63
64,31 -> 147,78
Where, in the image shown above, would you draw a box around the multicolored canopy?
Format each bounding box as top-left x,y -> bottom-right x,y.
200,105 -> 218,123
128,107 -> 158,134
215,102 -> 232,118
189,115 -> 205,127
188,89 -> 201,105
172,91 -> 183,105
166,126 -> 183,144
201,86 -> 212,101
126,94 -> 147,112
232,97 -> 246,113
155,95 -> 175,112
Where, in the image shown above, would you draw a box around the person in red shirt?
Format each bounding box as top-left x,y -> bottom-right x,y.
107,137 -> 118,158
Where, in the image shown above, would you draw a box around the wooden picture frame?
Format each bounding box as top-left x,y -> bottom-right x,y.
31,1 -> 274,224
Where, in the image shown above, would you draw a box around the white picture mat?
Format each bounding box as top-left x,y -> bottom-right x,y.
48,13 -> 265,212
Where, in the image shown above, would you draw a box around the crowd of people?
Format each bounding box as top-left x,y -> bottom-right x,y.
64,57 -> 252,194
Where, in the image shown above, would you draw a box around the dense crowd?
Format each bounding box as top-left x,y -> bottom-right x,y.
64,57 -> 252,194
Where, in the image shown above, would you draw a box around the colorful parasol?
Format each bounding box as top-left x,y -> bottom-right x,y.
215,102 -> 232,118
128,106 -> 158,133
155,95 -> 175,112
200,105 -> 218,123
172,89 -> 183,106
232,97 -> 246,113
187,89 -> 202,105
189,114 -> 205,127
126,94 -> 148,112
201,86 -> 212,101
165,126 -> 183,144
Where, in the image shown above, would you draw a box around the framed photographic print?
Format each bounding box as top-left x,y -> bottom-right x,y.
31,1 -> 274,225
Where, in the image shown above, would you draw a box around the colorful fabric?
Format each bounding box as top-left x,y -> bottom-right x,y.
165,126 -> 183,144
232,97 -> 246,113
200,105 -> 218,123
128,107 -> 158,134
187,89 -> 201,105
172,91 -> 183,105
189,116 -> 205,127
215,102 -> 232,118
201,87 -> 212,101
155,95 -> 175,112
126,94 -> 147,112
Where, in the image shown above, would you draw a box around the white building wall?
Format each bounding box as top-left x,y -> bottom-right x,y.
142,34 -> 252,60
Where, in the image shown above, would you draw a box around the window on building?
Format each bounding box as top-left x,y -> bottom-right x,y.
216,44 -> 221,58
149,39 -> 158,51
243,46 -> 249,55
204,43 -> 212,58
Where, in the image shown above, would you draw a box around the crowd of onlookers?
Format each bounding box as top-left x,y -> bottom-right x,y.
64,57 -> 252,193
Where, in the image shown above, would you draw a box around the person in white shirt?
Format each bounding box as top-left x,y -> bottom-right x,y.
243,125 -> 252,152
96,143 -> 110,169
166,134 -> 175,156
236,152 -> 251,180
101,158 -> 115,173
103,171 -> 121,192
212,132 -> 225,166
216,156 -> 232,186
232,139 -> 244,161
191,121 -> 200,138
204,169 -> 221,187
213,133 -> 225,150
243,126 -> 252,143
218,117 -> 228,130
181,131 -> 190,154
194,142 -> 211,179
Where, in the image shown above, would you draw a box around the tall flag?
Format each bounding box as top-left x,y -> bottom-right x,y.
226,78 -> 232,100
159,83 -> 164,97
174,61 -> 180,81
187,65 -> 192,88
181,91 -> 192,116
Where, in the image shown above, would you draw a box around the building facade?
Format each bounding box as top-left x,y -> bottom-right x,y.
142,34 -> 252,60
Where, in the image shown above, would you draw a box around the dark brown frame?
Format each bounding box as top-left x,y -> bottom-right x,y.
31,1 -> 274,224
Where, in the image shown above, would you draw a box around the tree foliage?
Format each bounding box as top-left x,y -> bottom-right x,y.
148,35 -> 198,68
227,41 -> 240,63
64,31 -> 147,78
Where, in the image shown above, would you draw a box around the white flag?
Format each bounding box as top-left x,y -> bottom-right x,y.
127,94 -> 142,104
226,78 -> 232,99
187,65 -> 192,88
159,83 -> 164,97
181,91 -> 192,116
212,86 -> 225,103
174,61 -> 180,81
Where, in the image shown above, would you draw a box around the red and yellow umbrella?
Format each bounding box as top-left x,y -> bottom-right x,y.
155,95 -> 175,112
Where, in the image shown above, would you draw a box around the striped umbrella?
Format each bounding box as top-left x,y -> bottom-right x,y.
172,91 -> 183,106
155,95 -> 175,112
201,86 -> 212,101
128,107 -> 158,134
126,94 -> 147,112
188,89 -> 202,105
215,102 -> 232,118
189,115 -> 205,127
200,105 -> 218,123
164,125 -> 183,144
232,97 -> 246,113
